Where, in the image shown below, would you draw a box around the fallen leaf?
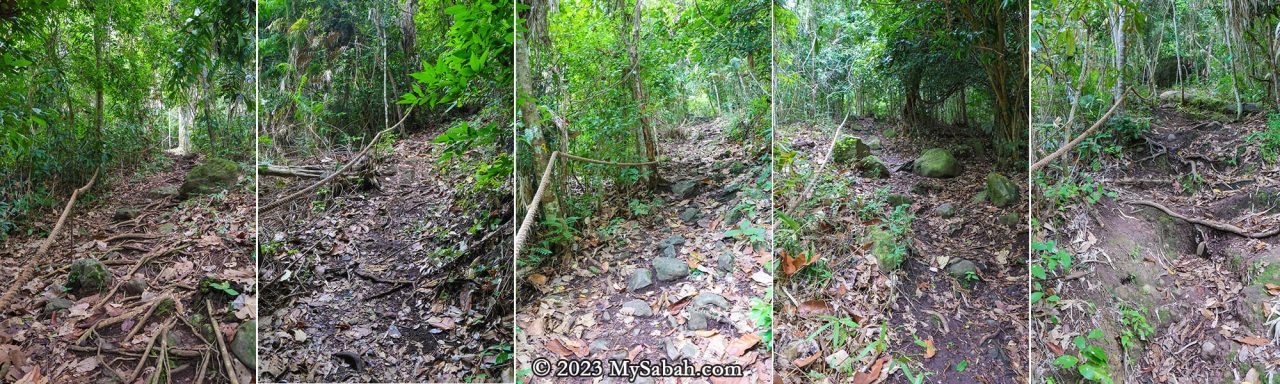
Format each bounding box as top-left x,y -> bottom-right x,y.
293,329 -> 308,342
1266,283 -> 1280,295
528,274 -> 548,286
73,357 -> 98,373
797,300 -> 834,318
923,338 -> 937,359
427,317 -> 456,330
1235,336 -> 1271,346
726,333 -> 761,356
1045,341 -> 1064,356
668,294 -> 694,314
627,345 -> 642,360
780,250 -> 820,276
546,339 -> 573,358
694,330 -> 719,337
792,351 -> 821,368
851,355 -> 889,384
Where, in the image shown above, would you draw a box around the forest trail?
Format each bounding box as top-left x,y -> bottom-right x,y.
774,119 -> 1027,383
258,130 -> 512,383
516,118 -> 773,383
1033,107 -> 1280,382
0,154 -> 255,383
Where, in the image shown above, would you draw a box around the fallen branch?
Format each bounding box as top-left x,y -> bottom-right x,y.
788,111 -> 852,211
0,169 -> 98,311
261,106 -> 414,213
1030,90 -> 1129,174
124,295 -> 170,340
206,299 -> 242,384
103,233 -> 163,243
1126,199 -> 1280,238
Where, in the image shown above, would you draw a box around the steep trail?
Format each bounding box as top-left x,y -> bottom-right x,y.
1032,107 -> 1280,382
515,118 -> 773,383
258,131 -> 512,382
0,154 -> 256,383
774,119 -> 1027,383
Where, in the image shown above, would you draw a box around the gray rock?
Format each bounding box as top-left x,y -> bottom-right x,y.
933,203 -> 956,218
231,320 -> 256,370
113,208 -> 141,221
621,299 -> 653,317
179,158 -> 239,199
947,259 -> 980,280
1200,341 -> 1216,358
670,179 -> 700,198
866,137 -> 882,150
985,172 -> 1020,208
662,246 -> 678,258
122,278 -> 148,296
679,343 -> 699,359
146,185 -> 179,199
887,193 -> 913,208
590,339 -> 610,355
43,297 -> 73,315
692,292 -> 730,310
716,252 -> 735,273
67,258 -> 113,296
680,207 -> 701,223
658,235 -> 686,249
627,269 -> 653,292
720,184 -> 743,199
686,311 -> 709,330
652,257 -> 688,281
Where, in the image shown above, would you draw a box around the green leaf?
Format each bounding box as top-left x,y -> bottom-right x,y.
1054,355 -> 1078,369
1078,363 -> 1110,382
954,360 -> 967,372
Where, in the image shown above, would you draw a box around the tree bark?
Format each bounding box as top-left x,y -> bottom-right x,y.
626,0 -> 659,188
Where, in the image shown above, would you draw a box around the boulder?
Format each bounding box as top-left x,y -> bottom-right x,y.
887,193 -> 913,208
113,208 -> 141,221
933,203 -> 956,218
832,137 -> 871,164
985,172 -> 1020,208
652,257 -> 688,281
123,278 -> 148,296
621,300 -> 653,317
179,158 -> 239,199
43,297 -> 73,315
627,269 -> 652,292
858,156 -> 890,179
946,259 -> 980,280
231,320 -> 257,370
913,148 -> 961,178
866,137 -> 882,150
67,258 -> 113,296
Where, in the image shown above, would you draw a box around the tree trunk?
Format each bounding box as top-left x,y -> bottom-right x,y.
627,0 -> 659,188
1108,4 -> 1126,112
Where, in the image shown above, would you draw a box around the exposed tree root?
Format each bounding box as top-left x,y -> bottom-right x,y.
206,299 -> 241,384
0,169 -> 98,312
90,243 -> 184,314
1126,199 -> 1280,238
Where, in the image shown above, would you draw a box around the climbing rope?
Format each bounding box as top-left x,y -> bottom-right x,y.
512,151 -> 658,257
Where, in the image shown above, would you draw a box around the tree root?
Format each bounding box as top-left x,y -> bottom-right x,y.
1126,199 -> 1280,238
206,299 -> 242,384
124,295 -> 170,340
0,170 -> 98,311
90,243 -> 184,314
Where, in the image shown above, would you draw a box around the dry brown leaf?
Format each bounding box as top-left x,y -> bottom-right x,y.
923,338 -> 937,359
427,317 -> 456,330
1265,283 -> 1280,295
628,345 -> 642,360
851,355 -> 889,384
546,339 -> 573,358
668,294 -> 694,314
563,338 -> 589,358
1045,341 -> 1064,356
1235,336 -> 1271,346
797,300 -> 834,318
792,351 -> 821,368
694,330 -> 719,337
780,250 -> 820,276
528,274 -> 548,286
726,333 -> 761,356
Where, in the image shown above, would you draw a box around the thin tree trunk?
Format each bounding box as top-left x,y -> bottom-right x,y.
627,0 -> 659,188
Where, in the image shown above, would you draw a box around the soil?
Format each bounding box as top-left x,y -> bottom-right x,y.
257,130 -> 513,383
1031,106 -> 1280,383
514,118 -> 774,383
0,154 -> 256,384
774,118 -> 1029,384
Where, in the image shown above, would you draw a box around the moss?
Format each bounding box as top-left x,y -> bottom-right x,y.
868,227 -> 903,271
832,137 -> 871,165
179,158 -> 240,198
67,258 -> 113,295
155,297 -> 176,318
913,148 -> 960,178
985,172 -> 1020,208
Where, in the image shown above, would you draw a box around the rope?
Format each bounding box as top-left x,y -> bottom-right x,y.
512,151 -> 659,257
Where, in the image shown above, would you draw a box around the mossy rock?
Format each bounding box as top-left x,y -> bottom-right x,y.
868,227 -> 904,271
179,158 -> 239,199
913,148 -> 960,178
883,128 -> 898,138
998,212 -> 1021,227
67,258 -> 113,296
985,172 -> 1020,208
886,193 -> 913,208
231,320 -> 257,370
832,137 -> 871,165
859,156 -> 890,179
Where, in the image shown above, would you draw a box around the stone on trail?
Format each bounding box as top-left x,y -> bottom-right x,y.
670,179 -> 700,199
858,155 -> 889,179
716,251 -> 735,273
868,227 -> 903,271
589,339 -> 610,355
946,259 -> 980,280
933,203 -> 956,218
43,297 -> 73,315
680,207 -> 701,223
146,185 -> 178,199
621,299 -> 653,317
866,137 -> 882,150
685,310 -> 709,331
832,137 -> 871,165
231,320 -> 257,370
985,172 -> 1020,208
913,148 -> 961,178
627,269 -> 653,292
123,278 -> 148,295
67,258 -> 113,296
658,235 -> 685,249
652,257 -> 689,281
887,193 -> 913,208
179,157 -> 239,199
112,207 -> 141,221
998,211 -> 1021,227
692,292 -> 730,310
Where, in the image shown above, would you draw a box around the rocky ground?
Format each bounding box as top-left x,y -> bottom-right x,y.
1032,104 -> 1280,383
514,118 -> 773,383
0,154 -> 256,384
774,117 -> 1028,383
257,130 -> 513,383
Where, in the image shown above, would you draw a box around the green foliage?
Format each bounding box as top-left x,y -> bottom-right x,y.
725,219 -> 768,247
1030,240 -> 1072,306
807,315 -> 859,349
1249,113 -> 1280,164
1118,306 -> 1154,351
1054,329 -> 1113,384
749,287 -> 773,348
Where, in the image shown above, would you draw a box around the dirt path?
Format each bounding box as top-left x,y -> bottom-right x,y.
1032,108 -> 1280,382
0,154 -> 255,383
515,118 -> 773,383
258,131 -> 512,382
774,119 -> 1028,383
